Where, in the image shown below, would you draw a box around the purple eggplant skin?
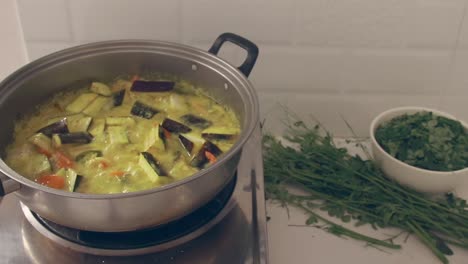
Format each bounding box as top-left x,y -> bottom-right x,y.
141,152 -> 167,176
180,114 -> 212,129
73,175 -> 84,192
178,134 -> 194,154
37,119 -> 69,137
130,101 -> 159,119
113,89 -> 125,106
130,80 -> 175,92
190,141 -> 223,168
57,132 -> 93,144
201,133 -> 238,141
190,150 -> 208,168
203,141 -> 223,156
162,118 -> 192,133
158,125 -> 168,148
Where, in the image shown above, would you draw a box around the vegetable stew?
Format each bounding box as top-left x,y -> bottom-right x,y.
4,76 -> 240,194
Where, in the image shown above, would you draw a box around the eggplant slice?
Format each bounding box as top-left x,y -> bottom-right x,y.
37,119 -> 69,137
141,152 -> 167,176
178,134 -> 194,154
73,175 -> 84,192
56,132 -> 93,144
201,133 -> 238,141
190,141 -> 223,168
113,89 -> 126,106
131,80 -> 175,92
130,101 -> 159,119
180,114 -> 212,129
162,118 -> 192,133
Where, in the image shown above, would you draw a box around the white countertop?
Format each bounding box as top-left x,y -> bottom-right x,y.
265,139 -> 468,264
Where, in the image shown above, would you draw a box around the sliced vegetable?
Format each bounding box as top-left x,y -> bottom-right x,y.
67,114 -> 93,132
82,96 -> 110,116
73,175 -> 84,192
56,132 -> 93,144
181,131 -> 205,146
190,141 -> 222,168
201,133 -> 238,142
33,154 -> 52,175
190,150 -> 208,168
28,133 -> 53,154
202,141 -> 223,156
178,134 -> 194,155
113,89 -> 125,106
65,168 -> 79,192
88,118 -> 105,137
110,171 -> 125,177
90,82 -> 112,96
106,117 -> 136,126
139,152 -> 166,182
130,101 -> 159,119
107,126 -> 128,144
52,134 -> 62,148
75,150 -> 103,162
181,114 -> 212,129
158,125 -> 168,149
131,80 -> 174,92
37,118 -> 69,137
51,151 -> 74,169
169,94 -> 188,111
162,118 -> 192,133
36,147 -> 52,157
65,93 -> 98,113
37,175 -> 65,189
141,126 -> 158,151
130,75 -> 140,82
169,159 -> 198,179
205,151 -> 217,164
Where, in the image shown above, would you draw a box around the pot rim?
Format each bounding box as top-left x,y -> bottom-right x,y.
0,39 -> 259,199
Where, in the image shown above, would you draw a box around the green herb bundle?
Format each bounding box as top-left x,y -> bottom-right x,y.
264,120 -> 468,264
375,111 -> 468,171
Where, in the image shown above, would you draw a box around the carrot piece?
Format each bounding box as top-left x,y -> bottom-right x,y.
99,160 -> 110,169
130,75 -> 140,82
205,151 -> 217,164
36,147 -> 52,157
53,151 -> 74,169
37,175 -> 65,189
163,128 -> 171,139
110,171 -> 125,177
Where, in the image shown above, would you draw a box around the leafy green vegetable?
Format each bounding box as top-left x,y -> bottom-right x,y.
375,111 -> 468,171
264,118 -> 468,264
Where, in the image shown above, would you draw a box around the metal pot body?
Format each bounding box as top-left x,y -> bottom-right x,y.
0,34 -> 259,232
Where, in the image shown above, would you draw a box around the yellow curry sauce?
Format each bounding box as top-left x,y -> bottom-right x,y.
4,76 -> 240,194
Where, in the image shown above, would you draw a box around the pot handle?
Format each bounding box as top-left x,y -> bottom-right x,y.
0,172 -> 20,196
208,33 -> 259,77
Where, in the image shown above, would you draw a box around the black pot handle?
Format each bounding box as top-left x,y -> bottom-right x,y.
208,33 -> 259,77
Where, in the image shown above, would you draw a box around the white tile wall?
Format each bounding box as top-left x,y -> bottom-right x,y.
181,0 -> 294,45
295,0 -> 465,49
69,0 -> 180,42
17,0 -> 72,41
14,0 -> 468,137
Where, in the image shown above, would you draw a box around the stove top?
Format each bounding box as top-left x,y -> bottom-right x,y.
0,126 -> 268,264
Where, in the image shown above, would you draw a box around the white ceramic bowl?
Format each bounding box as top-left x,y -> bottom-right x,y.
369,106 -> 468,195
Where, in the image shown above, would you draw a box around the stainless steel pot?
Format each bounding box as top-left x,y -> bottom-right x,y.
0,33 -> 259,232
